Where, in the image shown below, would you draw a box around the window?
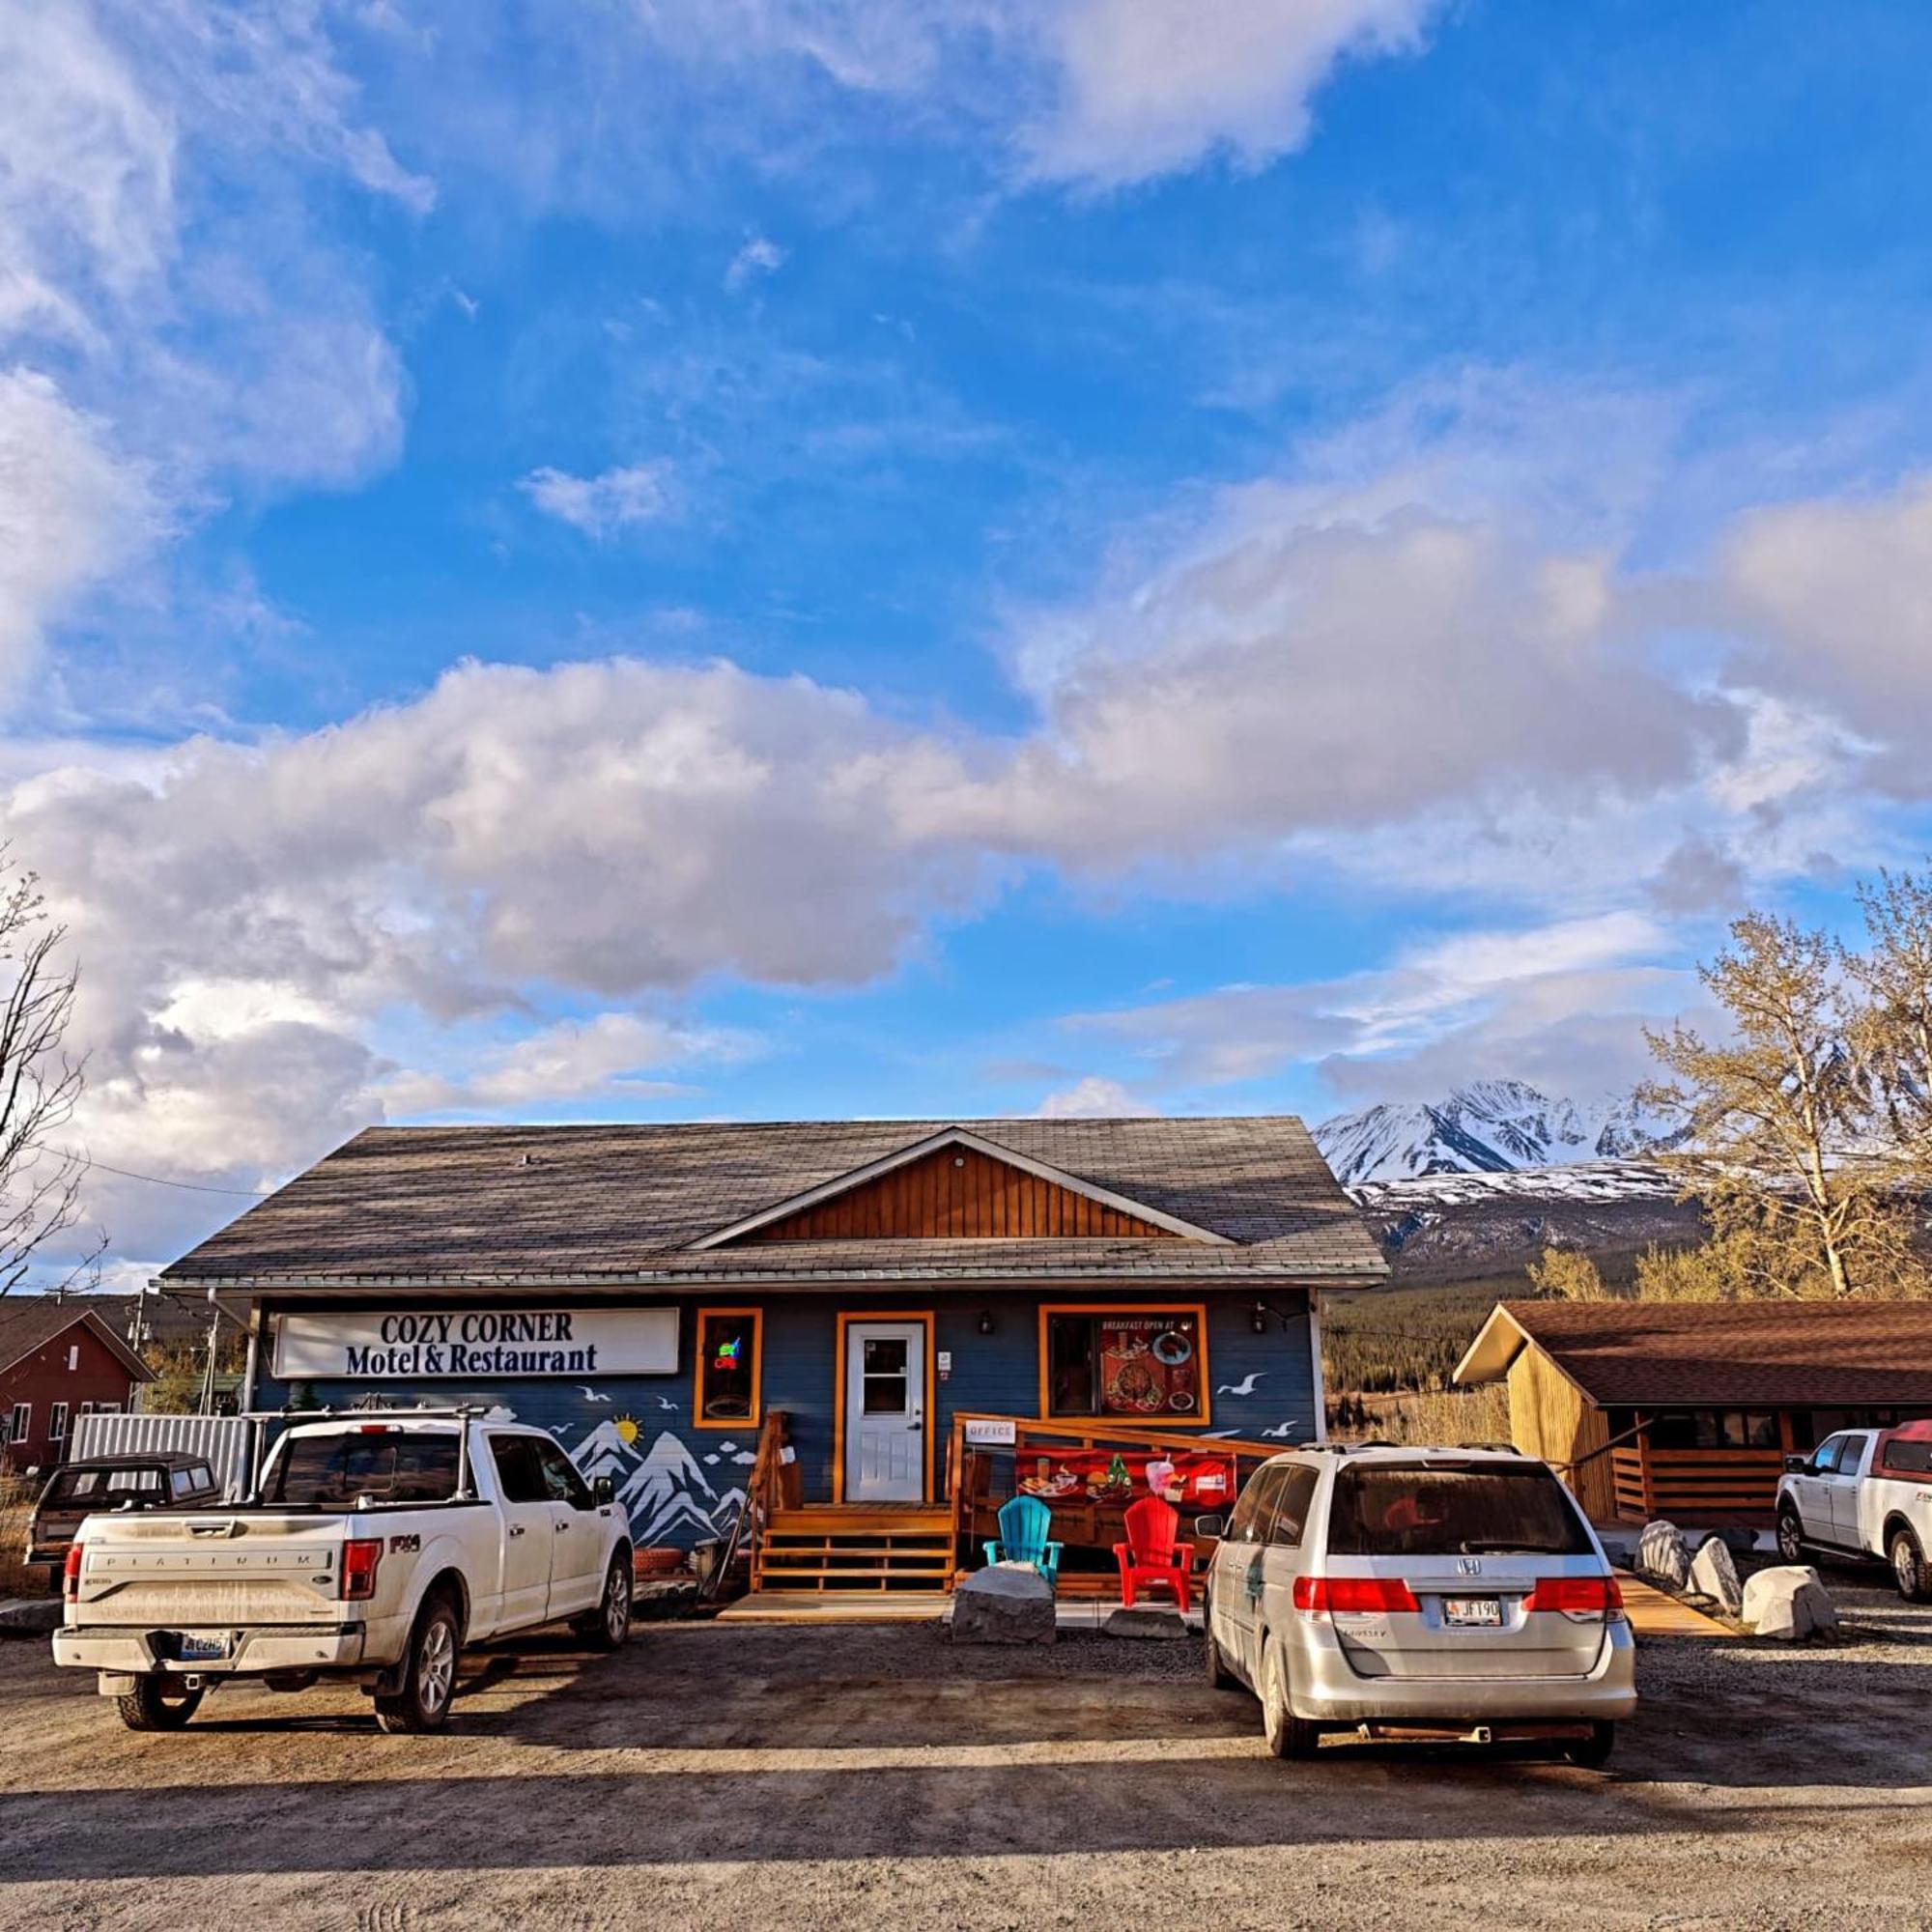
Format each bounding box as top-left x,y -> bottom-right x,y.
1039,1306 -> 1210,1424
1327,1463 -> 1593,1558
1226,1465 -> 1284,1546
1884,1436 -> 1932,1476
47,1465 -> 160,1507
66,1345 -> 78,1371
1266,1463 -> 1321,1548
694,1308 -> 762,1427
488,1434 -> 551,1506
6,1404 -> 28,1446
534,1439 -> 594,1509
264,1430 -> 461,1506
47,1403 -> 68,1444
1647,1408 -> 1779,1451
1811,1434 -> 1853,1474
170,1466 -> 199,1498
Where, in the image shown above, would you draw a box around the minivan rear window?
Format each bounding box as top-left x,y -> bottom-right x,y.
264,1432 -> 461,1507
1327,1463 -> 1593,1558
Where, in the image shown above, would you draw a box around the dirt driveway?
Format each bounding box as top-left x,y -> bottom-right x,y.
1,1581 -> 1928,1932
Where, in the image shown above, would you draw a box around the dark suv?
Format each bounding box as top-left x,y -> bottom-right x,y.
27,1454 -> 224,1567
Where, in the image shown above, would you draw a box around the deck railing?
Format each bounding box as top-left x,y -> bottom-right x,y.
1609,1443 -> 1784,1521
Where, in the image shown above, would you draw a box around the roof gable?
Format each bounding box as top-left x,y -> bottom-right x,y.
0,1302 -> 154,1383
693,1128 -> 1216,1247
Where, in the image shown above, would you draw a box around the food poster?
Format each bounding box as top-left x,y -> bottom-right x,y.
1097,1315 -> 1201,1417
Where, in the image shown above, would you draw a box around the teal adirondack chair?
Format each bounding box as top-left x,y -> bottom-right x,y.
983,1492 -> 1062,1587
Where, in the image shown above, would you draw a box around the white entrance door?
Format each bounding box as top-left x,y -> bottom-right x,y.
844,1320 -> 926,1501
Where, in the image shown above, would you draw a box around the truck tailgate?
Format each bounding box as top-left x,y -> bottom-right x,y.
73,1515 -> 351,1627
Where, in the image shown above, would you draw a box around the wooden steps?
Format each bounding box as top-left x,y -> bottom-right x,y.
753,1506 -> 955,1594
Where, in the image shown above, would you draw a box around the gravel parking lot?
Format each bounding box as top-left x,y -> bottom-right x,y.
0,1569 -> 1928,1932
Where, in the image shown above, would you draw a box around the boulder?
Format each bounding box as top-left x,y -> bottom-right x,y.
1103,1606 -> 1189,1640
951,1564 -> 1054,1645
1688,1536 -> 1744,1615
1741,1564 -> 1839,1640
1635,1519 -> 1691,1590
0,1598 -> 61,1637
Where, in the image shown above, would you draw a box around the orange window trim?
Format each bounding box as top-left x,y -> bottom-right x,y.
833,1309 -> 937,1504
1037,1301 -> 1214,1430
693,1306 -> 763,1430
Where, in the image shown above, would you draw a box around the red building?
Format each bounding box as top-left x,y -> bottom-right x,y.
0,1301 -> 154,1477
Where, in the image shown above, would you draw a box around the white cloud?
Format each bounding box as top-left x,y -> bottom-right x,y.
1021,0 -> 1443,187
521,462 -> 677,537
1036,1074 -> 1154,1118
724,234 -> 788,291
381,1011 -> 758,1113
1068,913 -> 1692,1101
0,368 -> 158,693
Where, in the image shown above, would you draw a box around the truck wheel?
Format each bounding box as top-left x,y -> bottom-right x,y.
1564,1722 -> 1615,1769
573,1555 -> 633,1651
1203,1597 -> 1239,1690
116,1678 -> 204,1732
1776,1508 -> 1805,1564
1890,1527 -> 1932,1603
374,1596 -> 461,1735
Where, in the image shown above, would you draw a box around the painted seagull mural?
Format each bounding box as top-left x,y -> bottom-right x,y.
1216,1372 -> 1267,1397
578,1387 -> 611,1404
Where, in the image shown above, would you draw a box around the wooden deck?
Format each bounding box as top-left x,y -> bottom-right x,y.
1614,1570 -> 1737,1639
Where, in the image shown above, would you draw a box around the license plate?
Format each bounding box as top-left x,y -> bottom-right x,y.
1442,1597 -> 1502,1628
176,1634 -> 230,1661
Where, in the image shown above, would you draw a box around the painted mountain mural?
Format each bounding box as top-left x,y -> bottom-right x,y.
561,1416 -> 749,1548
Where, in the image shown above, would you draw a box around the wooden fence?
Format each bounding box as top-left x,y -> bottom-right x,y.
1609,1443 -> 1785,1522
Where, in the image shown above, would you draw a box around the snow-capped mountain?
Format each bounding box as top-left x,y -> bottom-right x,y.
1314,1079 -> 1675,1186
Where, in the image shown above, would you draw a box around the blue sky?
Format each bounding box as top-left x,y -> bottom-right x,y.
5,0 -> 1932,1280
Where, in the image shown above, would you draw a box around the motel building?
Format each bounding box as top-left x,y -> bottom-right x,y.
161,1118 -> 1386,1605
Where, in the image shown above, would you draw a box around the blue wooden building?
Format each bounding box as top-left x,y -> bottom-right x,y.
161,1117 -> 1385,1596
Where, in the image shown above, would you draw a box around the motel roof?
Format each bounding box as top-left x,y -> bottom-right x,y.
1456,1297 -> 1932,1408
160,1116 -> 1388,1293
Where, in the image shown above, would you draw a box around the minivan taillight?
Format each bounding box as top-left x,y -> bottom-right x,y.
341,1538 -> 384,1602
1525,1575 -> 1626,1623
63,1543 -> 82,1601
1293,1575 -> 1420,1616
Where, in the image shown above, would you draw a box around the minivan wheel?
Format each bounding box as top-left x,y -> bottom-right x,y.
1203,1595 -> 1239,1690
1890,1527 -> 1932,1603
1776,1508 -> 1805,1564
374,1596 -> 461,1735
1260,1639 -> 1321,1761
1563,1722 -> 1615,1769
573,1555 -> 633,1651
115,1677 -> 204,1732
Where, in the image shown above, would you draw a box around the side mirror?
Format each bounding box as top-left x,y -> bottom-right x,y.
1193,1514 -> 1225,1540
1782,1455 -> 1809,1475
591,1475 -> 614,1506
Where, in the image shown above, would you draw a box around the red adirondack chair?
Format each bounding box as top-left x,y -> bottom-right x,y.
1114,1495 -> 1192,1611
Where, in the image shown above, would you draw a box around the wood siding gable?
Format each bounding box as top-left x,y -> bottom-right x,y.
736,1144 -> 1181,1242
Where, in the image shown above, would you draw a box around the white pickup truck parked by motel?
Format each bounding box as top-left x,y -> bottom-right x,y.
1776,1418 -> 1932,1600
53,1409 -> 634,1733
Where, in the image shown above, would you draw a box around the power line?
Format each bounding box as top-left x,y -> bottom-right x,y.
62,1152 -> 270,1199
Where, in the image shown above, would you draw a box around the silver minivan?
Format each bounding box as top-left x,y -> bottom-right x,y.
1201,1445 -> 1636,1764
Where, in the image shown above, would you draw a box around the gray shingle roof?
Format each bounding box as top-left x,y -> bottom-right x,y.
0,1299 -> 155,1382
161,1117 -> 1388,1290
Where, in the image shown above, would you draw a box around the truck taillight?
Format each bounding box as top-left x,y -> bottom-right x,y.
341,1538 -> 384,1601
63,1543 -> 82,1601
1293,1575 -> 1420,1616
1525,1575 -> 1626,1623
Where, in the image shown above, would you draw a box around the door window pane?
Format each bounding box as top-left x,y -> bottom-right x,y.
862,1373 -> 908,1415
489,1434 -> 550,1505
535,1440 -> 593,1508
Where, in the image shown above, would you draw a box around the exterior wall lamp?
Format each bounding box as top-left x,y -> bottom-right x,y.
1251,1303 -> 1269,1335
977,1310 -> 996,1336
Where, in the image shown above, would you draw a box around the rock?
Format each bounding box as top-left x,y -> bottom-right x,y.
0,1598 -> 61,1637
1688,1536 -> 1744,1614
1635,1519 -> 1691,1590
1103,1607 -> 1189,1640
951,1564 -> 1055,1644
1742,1564 -> 1839,1640
1711,1524 -> 1759,1560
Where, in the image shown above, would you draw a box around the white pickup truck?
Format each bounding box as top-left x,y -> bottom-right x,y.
1775,1419 -> 1932,1601
53,1409 -> 634,1734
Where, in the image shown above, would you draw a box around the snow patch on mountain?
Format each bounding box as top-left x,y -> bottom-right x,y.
1315,1079 -> 1677,1186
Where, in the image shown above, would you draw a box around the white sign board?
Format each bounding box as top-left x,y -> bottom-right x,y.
964,1417 -> 1017,1446
272,1307 -> 679,1381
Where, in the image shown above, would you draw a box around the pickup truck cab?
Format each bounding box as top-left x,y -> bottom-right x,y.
1776,1419 -> 1932,1600
28,1453 -> 224,1568
53,1409 -> 633,1734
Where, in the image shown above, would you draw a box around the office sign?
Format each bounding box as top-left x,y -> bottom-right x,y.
271,1307 -> 679,1380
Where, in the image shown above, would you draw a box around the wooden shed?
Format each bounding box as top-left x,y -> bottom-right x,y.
1455,1299 -> 1932,1524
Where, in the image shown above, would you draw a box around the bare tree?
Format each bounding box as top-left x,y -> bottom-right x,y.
0,852 -> 100,1295
1845,867 -> 1932,1170
1641,911 -> 1923,1299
